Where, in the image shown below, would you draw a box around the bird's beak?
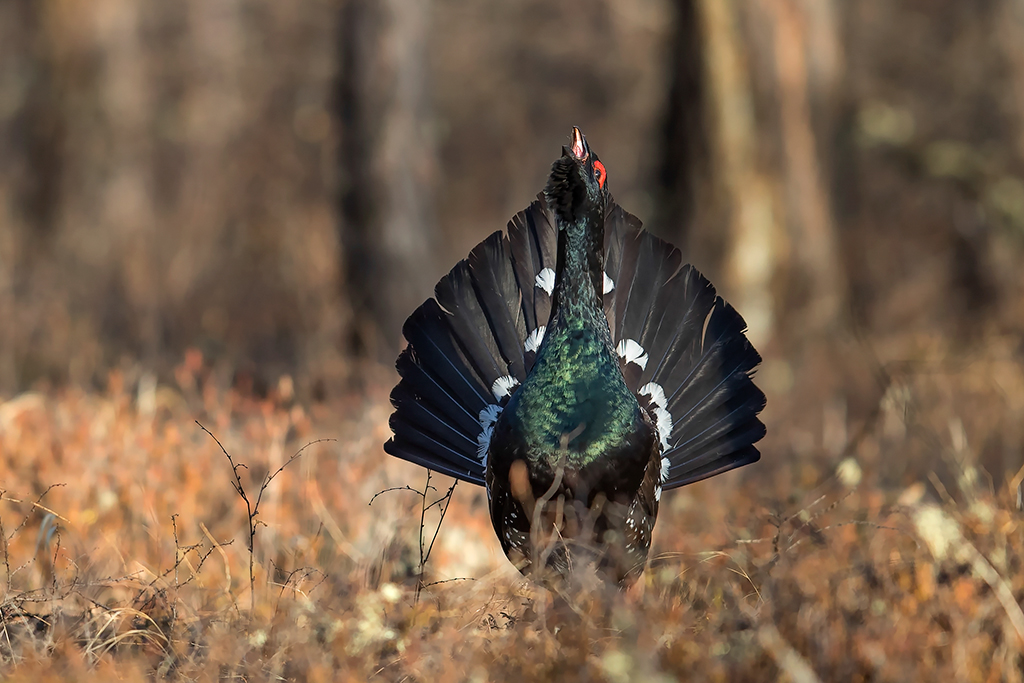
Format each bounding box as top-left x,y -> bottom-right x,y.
570,127 -> 589,161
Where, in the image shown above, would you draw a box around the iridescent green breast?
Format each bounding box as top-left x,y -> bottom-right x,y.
503,321 -> 640,467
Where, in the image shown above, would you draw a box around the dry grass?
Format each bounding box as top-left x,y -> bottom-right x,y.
1,346 -> 1023,682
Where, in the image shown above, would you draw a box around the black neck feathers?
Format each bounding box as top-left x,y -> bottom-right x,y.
544,154 -> 607,334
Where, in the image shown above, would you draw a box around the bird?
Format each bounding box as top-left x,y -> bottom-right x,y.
384,127 -> 766,583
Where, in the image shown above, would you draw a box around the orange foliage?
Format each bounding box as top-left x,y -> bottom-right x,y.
0,352 -> 1023,681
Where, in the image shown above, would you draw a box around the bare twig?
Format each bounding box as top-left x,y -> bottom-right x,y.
421,577 -> 474,588
369,486 -> 427,506
370,470 -> 458,601
197,420 -> 333,617
422,478 -> 457,572
2,484 -> 65,594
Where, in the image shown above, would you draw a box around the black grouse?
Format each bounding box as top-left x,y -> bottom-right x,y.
384,128 -> 766,583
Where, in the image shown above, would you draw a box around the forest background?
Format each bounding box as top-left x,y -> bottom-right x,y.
2,1 -> 1024,680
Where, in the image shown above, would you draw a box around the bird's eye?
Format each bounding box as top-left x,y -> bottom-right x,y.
594,160 -> 607,189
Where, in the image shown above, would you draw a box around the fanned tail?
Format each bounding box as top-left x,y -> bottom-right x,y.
385,200 -> 558,485
386,194 -> 765,489
508,194 -> 558,338
604,211 -> 766,490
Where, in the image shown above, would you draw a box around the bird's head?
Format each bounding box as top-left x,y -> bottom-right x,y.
545,127 -> 608,227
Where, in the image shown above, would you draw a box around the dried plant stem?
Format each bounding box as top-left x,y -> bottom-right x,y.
370,470 -> 457,601
198,420 -> 334,618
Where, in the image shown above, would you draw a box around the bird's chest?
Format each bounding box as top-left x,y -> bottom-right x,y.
482,323 -> 659,580
498,327 -> 637,462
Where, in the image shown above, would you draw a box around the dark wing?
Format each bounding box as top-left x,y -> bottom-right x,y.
603,207 -> 767,490
385,194 -> 766,488
384,196 -> 558,485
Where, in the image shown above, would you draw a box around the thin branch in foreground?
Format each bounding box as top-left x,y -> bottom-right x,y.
370,471 -> 458,601
197,420 -> 335,618
1,484 -> 66,594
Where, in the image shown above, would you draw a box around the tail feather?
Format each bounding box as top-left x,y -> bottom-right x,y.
433,238 -> 509,384
389,385 -> 479,466
672,400 -> 767,462
601,211 -> 766,491
400,299 -> 491,409
602,203 -> 643,335
644,266 -> 715,382
463,234 -> 528,380
394,349 -> 480,437
665,445 -> 761,488
508,196 -> 557,336
386,296 -> 499,485
604,228 -> 641,339
385,419 -> 487,482
616,235 -> 680,354
386,225 -> 548,484
667,303 -> 760,415
386,193 -> 766,489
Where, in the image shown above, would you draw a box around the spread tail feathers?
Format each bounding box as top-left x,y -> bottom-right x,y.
386,195 -> 766,488
604,211 -> 766,489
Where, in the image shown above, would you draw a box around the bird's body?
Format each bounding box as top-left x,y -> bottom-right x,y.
385,128 -> 766,583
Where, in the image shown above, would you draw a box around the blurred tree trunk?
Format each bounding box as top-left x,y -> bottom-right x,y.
337,0 -> 439,362
763,0 -> 845,333
999,0 -> 1024,161
0,0 -> 63,389
0,0 -> 30,390
696,0 -> 779,345
683,0 -> 846,345
0,1 -> 62,258
652,0 -> 708,244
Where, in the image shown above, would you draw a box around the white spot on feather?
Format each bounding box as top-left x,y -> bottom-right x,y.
641,382 -> 674,451
476,404 -> 503,464
603,272 -> 615,294
660,456 -> 671,484
476,423 -> 494,463
491,375 -> 520,401
655,484 -> 662,502
479,404 -> 502,428
639,382 -> 667,409
524,326 -> 546,354
616,338 -> 649,371
653,407 -> 673,449
535,268 -> 555,295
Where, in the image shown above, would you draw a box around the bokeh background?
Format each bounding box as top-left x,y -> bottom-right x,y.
3,1 -> 1024,679
4,0 -> 1024,484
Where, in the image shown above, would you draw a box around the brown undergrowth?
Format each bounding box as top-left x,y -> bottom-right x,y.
1,347 -> 1023,682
